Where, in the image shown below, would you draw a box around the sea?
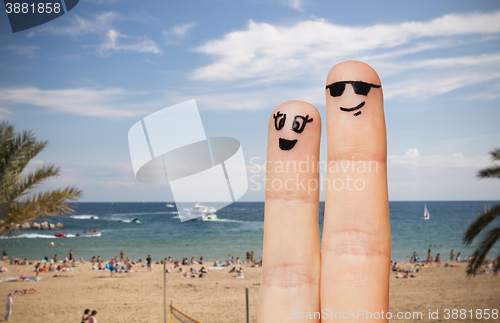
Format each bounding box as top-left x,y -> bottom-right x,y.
1,201 -> 499,263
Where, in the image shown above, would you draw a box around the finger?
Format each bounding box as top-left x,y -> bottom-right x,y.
321,61 -> 391,321
259,101 -> 322,322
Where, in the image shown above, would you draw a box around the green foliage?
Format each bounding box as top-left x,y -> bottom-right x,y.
0,121 -> 82,236
463,148 -> 500,275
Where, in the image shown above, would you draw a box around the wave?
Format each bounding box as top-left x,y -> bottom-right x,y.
209,218 -> 247,223
1,233 -> 55,239
108,211 -> 175,216
104,218 -> 135,223
70,215 -> 99,219
0,232 -> 104,239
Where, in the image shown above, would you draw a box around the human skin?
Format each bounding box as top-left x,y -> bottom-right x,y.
259,61 -> 391,322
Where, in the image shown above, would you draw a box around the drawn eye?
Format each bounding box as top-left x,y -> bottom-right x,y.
292,115 -> 313,134
273,111 -> 286,131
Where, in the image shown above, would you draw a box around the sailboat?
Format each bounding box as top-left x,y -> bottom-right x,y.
422,204 -> 430,220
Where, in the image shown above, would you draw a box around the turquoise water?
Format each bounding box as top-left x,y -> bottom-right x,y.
1,201 -> 499,263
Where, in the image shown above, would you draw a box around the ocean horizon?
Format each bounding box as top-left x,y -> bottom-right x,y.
2,201 -> 500,264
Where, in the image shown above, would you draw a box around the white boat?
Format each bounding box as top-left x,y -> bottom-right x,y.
166,203 -> 174,208
75,230 -> 104,237
422,204 -> 430,220
200,213 -> 218,221
184,203 -> 218,221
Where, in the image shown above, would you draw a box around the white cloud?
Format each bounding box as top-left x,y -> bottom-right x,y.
163,22 -> 196,45
192,11 -> 500,100
99,29 -> 162,55
388,150 -> 490,169
2,45 -> 39,57
28,12 -> 162,56
387,150 -> 500,200
286,0 -> 304,11
0,87 -> 150,118
405,148 -> 420,157
28,12 -> 118,38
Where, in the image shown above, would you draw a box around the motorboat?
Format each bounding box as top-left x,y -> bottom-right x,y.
200,213 -> 218,221
422,204 -> 430,220
184,203 -> 218,221
131,218 -> 140,223
54,232 -> 67,238
75,229 -> 103,237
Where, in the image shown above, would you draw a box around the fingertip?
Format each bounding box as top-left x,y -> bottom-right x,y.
326,60 -> 381,88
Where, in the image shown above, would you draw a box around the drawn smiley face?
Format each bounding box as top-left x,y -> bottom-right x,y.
273,111 -> 313,150
326,81 -> 381,116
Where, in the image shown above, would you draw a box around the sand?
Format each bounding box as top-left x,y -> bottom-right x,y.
0,260 -> 498,322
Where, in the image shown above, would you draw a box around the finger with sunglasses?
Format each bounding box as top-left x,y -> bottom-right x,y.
322,61 -> 390,321
259,61 -> 389,322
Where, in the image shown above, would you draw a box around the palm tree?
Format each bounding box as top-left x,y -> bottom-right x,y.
463,148 -> 500,275
0,121 -> 82,236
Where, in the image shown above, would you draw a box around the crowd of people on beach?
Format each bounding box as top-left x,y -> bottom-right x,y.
394,246 -> 500,277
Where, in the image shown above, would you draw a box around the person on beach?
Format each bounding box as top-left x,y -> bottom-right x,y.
4,293 -> 12,321
81,309 -> 90,323
69,250 -> 73,261
250,251 -> 254,262
126,258 -> 132,277
53,255 -> 58,263
88,310 -> 97,323
435,253 -> 441,267
109,259 -> 115,277
147,255 -> 152,271
427,249 -> 433,263
120,251 -> 125,262
246,251 -> 250,264
450,249 -> 456,261
2,251 -> 7,261
199,257 -> 203,264
97,256 -> 101,263
35,263 -> 40,277
456,253 -> 461,262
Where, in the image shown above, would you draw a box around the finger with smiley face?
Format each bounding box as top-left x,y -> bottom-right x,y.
273,106 -> 315,151
260,100 -> 321,321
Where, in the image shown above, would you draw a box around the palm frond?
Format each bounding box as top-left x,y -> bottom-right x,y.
463,203 -> 500,245
0,186 -> 82,236
466,224 -> 500,276
477,165 -> 500,178
490,149 -> 500,161
0,121 -> 82,237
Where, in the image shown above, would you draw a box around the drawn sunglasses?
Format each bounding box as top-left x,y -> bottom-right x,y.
326,81 -> 380,97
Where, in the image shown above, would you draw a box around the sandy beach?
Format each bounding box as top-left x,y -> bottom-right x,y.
0,258 -> 498,322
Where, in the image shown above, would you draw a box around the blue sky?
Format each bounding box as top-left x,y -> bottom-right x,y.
1,0 -> 500,202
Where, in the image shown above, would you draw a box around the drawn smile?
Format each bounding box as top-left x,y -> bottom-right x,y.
279,138 -> 298,151
340,101 -> 366,117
